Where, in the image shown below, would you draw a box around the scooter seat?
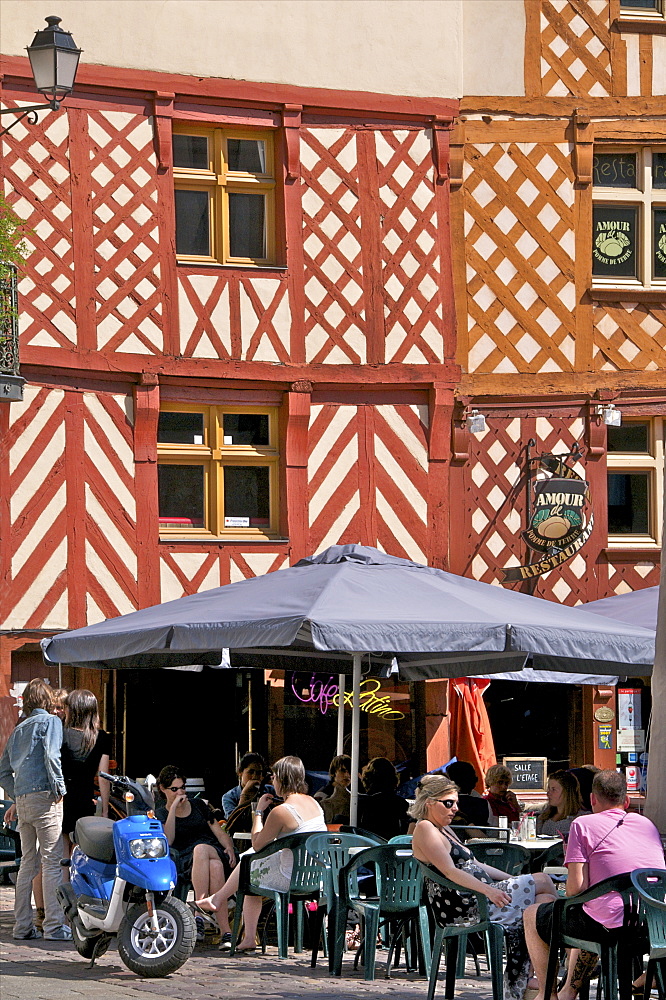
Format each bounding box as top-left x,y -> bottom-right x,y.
74,816 -> 115,863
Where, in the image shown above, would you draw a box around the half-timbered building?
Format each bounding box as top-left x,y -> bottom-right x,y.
0,0 -> 663,791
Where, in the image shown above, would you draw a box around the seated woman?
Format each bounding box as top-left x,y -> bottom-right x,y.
314,754 -> 352,825
484,763 -> 522,825
536,770 -> 589,839
156,766 -> 236,906
221,753 -> 275,834
412,774 -> 557,1000
196,755 -> 326,952
357,757 -> 409,840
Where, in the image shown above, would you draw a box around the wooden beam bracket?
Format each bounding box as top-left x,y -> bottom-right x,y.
573,109 -> 594,187
282,104 -> 302,183
153,92 -> 175,173
430,115 -> 455,186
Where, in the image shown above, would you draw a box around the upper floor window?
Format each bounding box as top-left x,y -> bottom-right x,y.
173,126 -> 276,266
607,418 -> 664,548
592,149 -> 666,290
157,405 -> 279,538
620,0 -> 664,15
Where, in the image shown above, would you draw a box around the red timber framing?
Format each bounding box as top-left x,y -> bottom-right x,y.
0,57 -> 460,748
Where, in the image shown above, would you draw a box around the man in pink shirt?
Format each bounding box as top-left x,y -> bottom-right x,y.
523,769 -> 664,1000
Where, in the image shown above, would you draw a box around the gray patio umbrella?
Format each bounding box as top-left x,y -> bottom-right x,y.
583,586 -> 658,632
41,544 -> 655,823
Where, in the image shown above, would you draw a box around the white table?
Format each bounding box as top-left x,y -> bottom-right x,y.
509,837 -> 560,851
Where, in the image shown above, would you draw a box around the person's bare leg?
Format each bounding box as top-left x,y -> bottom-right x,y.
236,895 -> 263,950
196,861 -> 241,934
524,903 -> 557,1000
533,872 -> 558,900
556,948 -> 580,1000
191,844 -> 221,900
208,857 -> 226,897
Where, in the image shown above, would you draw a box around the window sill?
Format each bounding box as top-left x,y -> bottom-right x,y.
159,536 -> 290,544
612,17 -> 666,33
176,260 -> 288,274
589,287 -> 666,303
603,545 -> 661,559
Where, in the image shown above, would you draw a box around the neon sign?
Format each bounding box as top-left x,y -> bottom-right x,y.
290,673 -> 406,721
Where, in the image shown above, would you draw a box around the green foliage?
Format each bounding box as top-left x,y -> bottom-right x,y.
0,193 -> 28,278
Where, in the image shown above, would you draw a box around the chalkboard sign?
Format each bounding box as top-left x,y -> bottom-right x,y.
503,756 -> 548,792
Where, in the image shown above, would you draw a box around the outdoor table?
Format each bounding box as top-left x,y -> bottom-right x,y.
509,837 -> 560,850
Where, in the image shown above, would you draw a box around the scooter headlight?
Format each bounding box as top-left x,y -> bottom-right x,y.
129,837 -> 167,859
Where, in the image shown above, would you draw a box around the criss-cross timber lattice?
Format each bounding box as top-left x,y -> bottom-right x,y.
593,302 -> 666,373
464,142 -> 576,375
301,128 -> 366,365
376,129 -> 444,364
540,0 -> 612,98
2,107 -> 76,349
88,110 -> 163,355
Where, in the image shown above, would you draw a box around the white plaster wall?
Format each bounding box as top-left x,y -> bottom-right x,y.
462,0 -> 526,97
1,0 -> 464,98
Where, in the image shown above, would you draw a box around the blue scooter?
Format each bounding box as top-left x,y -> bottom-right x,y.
57,772 -> 196,976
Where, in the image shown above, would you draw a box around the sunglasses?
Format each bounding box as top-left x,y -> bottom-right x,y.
167,785 -> 185,793
434,798 -> 457,808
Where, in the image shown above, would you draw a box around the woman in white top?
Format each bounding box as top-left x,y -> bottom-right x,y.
196,755 -> 325,951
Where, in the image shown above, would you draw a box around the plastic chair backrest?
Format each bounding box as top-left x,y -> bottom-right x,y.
469,841 -> 529,875
388,835 -> 413,845
305,832 -> 376,899
285,834 -> 329,896
631,868 -> 666,949
339,826 -> 387,844
345,844 -> 423,914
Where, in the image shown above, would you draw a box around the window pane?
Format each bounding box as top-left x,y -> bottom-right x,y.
592,153 -> 637,188
653,152 -> 666,189
607,422 -> 650,453
228,193 -> 266,258
607,472 -> 650,534
175,189 -> 210,256
592,204 -> 638,278
158,465 -> 205,528
621,0 -> 660,8
158,412 -> 205,445
227,139 -> 266,173
223,413 -> 269,446
173,134 -> 209,170
224,466 -> 270,528
653,208 -> 666,279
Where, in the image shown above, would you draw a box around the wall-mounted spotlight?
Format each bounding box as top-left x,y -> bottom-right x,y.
467,409 -> 488,435
595,402 -> 622,427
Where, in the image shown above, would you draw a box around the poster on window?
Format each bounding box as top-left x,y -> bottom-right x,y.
592,205 -> 637,278
654,209 -> 666,279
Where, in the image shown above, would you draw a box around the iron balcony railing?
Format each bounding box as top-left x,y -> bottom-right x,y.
0,264 -> 19,376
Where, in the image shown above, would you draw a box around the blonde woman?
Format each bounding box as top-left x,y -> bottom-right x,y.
412,774 -> 557,1000
196,755 -> 325,952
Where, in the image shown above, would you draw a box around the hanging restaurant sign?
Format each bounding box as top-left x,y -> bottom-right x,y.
503,455 -> 594,582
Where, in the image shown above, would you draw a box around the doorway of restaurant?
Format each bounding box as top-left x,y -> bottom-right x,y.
483,680 -> 581,772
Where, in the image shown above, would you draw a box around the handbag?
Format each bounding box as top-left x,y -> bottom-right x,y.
249,848 -> 294,893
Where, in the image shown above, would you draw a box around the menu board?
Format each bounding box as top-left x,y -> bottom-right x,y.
503,756 -> 548,792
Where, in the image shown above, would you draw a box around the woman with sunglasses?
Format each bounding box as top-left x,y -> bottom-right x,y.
412,774 -> 557,1000
156,766 -> 236,910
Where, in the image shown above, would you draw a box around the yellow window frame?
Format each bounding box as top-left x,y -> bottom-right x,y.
173,124 -> 276,267
158,403 -> 280,538
606,417 -> 664,548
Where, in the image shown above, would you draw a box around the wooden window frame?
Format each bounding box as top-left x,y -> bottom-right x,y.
592,147 -> 666,292
173,124 -> 276,267
606,417 -> 664,550
157,403 -> 280,539
619,0 -> 664,19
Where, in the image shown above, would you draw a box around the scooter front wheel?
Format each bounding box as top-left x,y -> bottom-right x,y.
117,897 -> 195,977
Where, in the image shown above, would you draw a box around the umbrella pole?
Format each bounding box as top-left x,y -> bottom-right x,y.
337,673 -> 345,755
349,653 -> 362,827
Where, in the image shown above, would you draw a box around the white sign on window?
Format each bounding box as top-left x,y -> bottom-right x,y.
617,728 -> 645,751
224,516 -> 249,527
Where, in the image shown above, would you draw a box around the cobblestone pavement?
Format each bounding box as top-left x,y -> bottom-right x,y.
0,886 -> 492,999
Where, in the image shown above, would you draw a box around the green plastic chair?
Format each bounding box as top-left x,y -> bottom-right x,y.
417,861 -> 504,1000
337,844 -> 431,981
468,840 -> 530,876
339,826 -> 387,844
388,835 -> 413,845
543,872 -> 641,1000
305,832 -> 377,971
631,868 -> 666,1000
230,832 -> 323,958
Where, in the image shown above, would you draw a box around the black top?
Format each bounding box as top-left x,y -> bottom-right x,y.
358,791 -> 409,840
156,797 -> 217,854
61,728 -> 112,832
452,793 -> 491,830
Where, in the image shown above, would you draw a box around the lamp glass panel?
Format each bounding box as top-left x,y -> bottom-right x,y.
607,472 -> 650,534
54,48 -> 80,93
228,193 -> 266,258
28,47 -> 56,91
223,466 -> 270,527
175,190 -> 210,256
158,465 -> 205,528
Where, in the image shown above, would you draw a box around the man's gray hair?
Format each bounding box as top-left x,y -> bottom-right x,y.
591,769 -> 626,806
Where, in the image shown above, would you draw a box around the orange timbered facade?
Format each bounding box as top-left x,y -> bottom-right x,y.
0,0 -> 663,775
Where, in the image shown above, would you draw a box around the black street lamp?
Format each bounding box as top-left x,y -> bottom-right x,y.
0,16 -> 82,137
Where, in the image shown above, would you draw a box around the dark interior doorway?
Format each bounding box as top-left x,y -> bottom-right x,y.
484,680 -> 576,772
